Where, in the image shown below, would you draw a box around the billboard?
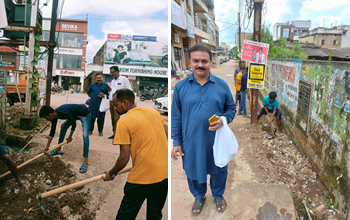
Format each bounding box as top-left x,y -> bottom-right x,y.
242,40 -> 269,65
248,63 -> 265,89
105,34 -> 167,67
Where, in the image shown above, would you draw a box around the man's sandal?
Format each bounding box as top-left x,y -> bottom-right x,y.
192,197 -> 206,216
79,164 -> 88,174
49,150 -> 64,156
214,196 -> 227,212
18,180 -> 30,188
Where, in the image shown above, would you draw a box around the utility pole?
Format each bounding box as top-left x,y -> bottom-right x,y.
24,0 -> 38,116
251,0 -> 264,124
238,0 -> 241,53
45,0 -> 59,106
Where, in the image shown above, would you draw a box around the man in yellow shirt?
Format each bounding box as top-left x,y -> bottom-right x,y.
236,69 -> 243,107
103,89 -> 168,220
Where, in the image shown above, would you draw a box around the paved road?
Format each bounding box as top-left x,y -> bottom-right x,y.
35,91 -> 168,219
171,60 -> 295,220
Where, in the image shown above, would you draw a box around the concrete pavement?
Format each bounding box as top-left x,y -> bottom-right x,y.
171,60 -> 295,220
36,92 -> 168,219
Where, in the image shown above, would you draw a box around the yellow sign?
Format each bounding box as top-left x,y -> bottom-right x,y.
248,63 -> 265,89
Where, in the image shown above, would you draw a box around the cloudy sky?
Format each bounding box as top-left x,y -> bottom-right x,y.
40,0 -> 168,63
215,0 -> 350,49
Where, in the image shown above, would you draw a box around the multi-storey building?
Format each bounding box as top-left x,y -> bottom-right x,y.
171,0 -> 219,71
273,20 -> 311,41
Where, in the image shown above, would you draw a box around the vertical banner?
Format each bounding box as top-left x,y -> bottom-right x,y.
0,67 -> 6,144
248,63 -> 265,89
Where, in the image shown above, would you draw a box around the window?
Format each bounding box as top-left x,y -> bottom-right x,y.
54,54 -> 82,69
41,31 -> 84,48
291,28 -> 294,32
282,28 -> 290,38
322,40 -> 325,45
334,40 -> 337,45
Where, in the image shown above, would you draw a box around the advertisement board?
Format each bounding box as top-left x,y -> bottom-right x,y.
242,40 -> 269,64
248,63 -> 265,89
105,34 -> 168,68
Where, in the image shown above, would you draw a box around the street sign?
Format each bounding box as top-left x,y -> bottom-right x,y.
0,67 -> 6,144
248,63 -> 265,89
241,40 -> 269,64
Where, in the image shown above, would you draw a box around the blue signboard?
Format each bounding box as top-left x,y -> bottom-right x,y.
334,98 -> 341,108
133,35 -> 157,42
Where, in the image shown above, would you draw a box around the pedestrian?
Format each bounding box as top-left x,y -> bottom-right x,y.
0,142 -> 30,188
87,73 -> 110,137
257,91 -> 282,132
39,104 -> 91,173
171,44 -> 236,215
238,67 -> 250,118
103,89 -> 168,220
108,66 -> 133,139
235,66 -> 243,105
234,61 -> 244,103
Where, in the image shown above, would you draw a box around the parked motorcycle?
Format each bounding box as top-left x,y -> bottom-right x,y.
140,92 -> 157,102
51,86 -> 66,95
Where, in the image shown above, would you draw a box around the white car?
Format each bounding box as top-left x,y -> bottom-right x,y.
154,96 -> 168,113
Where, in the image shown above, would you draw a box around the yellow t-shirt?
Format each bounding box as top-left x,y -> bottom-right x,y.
113,106 -> 168,184
236,72 -> 242,91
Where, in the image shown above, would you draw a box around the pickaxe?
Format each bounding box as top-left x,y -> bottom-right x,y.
37,167 -> 132,214
0,141 -> 68,179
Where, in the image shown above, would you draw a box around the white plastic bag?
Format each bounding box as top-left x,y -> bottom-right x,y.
213,116 -> 239,168
99,95 -> 109,112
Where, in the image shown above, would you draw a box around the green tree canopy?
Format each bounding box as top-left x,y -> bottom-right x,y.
247,24 -> 308,60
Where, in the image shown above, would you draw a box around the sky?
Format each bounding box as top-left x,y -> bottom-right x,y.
39,0 -> 168,63
214,0 -> 350,49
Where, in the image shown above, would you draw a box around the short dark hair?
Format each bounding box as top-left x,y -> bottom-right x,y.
259,47 -> 263,51
114,89 -> 135,104
269,91 -> 277,99
39,106 -> 54,118
110,66 -> 119,72
239,61 -> 244,65
189,44 -> 212,61
117,45 -> 123,49
95,72 -> 103,77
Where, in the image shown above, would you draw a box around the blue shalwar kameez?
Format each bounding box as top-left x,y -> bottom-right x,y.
171,73 -> 236,199
87,82 -> 110,133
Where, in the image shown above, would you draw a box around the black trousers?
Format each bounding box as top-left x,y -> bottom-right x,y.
116,178 -> 168,220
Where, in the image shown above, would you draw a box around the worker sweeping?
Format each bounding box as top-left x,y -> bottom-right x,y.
103,89 -> 168,220
39,104 -> 91,173
0,141 -> 30,188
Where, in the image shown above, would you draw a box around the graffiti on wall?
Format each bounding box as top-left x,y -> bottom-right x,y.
261,60 -> 271,98
270,60 -> 302,113
302,64 -> 349,149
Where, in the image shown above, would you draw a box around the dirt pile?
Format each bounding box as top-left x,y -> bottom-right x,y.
240,122 -> 343,220
0,145 -> 95,219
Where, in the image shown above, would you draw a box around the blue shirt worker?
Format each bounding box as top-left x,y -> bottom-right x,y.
0,142 -> 30,188
257,91 -> 282,132
39,104 -> 91,173
87,73 -> 110,136
171,44 -> 236,216
238,67 -> 250,118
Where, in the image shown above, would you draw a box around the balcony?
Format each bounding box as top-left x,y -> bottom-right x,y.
193,0 -> 208,13
194,14 -> 210,39
202,0 -> 214,9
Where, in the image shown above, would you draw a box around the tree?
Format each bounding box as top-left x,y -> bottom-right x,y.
248,24 -> 308,60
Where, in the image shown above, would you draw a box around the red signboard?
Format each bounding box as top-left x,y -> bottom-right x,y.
107,34 -> 122,40
241,40 -> 269,65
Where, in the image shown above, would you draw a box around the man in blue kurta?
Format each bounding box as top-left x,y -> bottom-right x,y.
171,44 -> 236,215
87,73 -> 110,136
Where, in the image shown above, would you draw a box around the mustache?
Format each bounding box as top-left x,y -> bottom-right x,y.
196,67 -> 206,70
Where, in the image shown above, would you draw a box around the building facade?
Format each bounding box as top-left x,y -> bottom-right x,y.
171,0 -> 219,71
273,20 -> 311,41
89,34 -> 168,95
41,18 -> 88,91
299,27 -> 348,49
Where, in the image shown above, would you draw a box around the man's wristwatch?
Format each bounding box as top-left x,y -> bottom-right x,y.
109,170 -> 116,178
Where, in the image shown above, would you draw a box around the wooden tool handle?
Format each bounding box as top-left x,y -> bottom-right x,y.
37,167 -> 132,200
0,141 -> 68,179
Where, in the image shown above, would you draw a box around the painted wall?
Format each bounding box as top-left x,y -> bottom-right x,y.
261,59 -> 350,218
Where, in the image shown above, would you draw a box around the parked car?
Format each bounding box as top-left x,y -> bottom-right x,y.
154,95 -> 168,113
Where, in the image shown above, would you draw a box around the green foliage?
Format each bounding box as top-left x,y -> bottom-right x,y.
8,121 -> 15,125
328,53 -> 333,61
324,191 -> 329,198
248,24 -> 308,60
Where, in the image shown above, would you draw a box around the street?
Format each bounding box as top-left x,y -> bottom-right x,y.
38,92 -> 168,219
171,60 -> 296,220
